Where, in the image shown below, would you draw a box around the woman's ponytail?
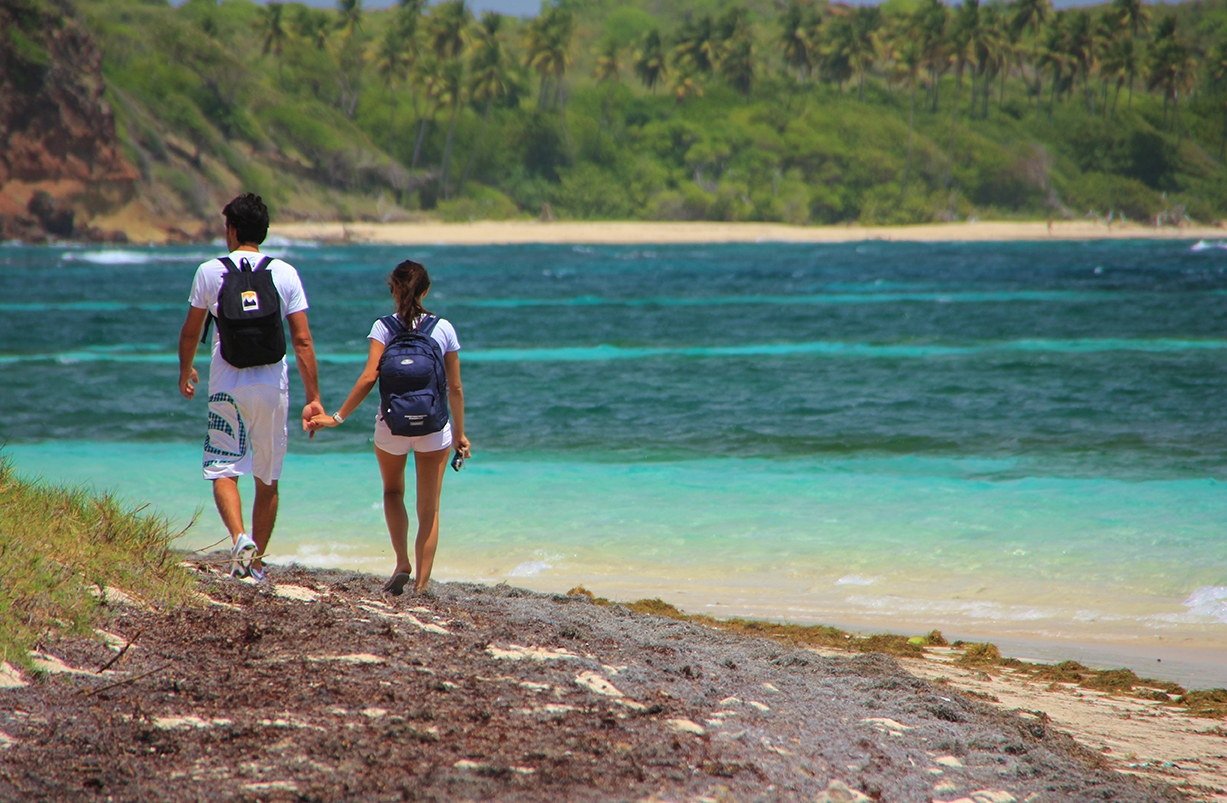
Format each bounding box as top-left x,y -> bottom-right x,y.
387,260 -> 431,326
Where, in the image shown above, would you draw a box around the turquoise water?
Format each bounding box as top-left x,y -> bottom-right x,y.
4,240 -> 1227,679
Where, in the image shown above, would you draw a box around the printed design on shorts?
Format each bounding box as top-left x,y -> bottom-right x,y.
203,392 -> 247,466
241,290 -> 259,312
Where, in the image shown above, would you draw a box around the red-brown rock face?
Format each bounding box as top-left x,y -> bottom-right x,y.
0,0 -> 138,241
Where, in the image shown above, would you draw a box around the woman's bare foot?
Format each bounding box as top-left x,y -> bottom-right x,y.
382,571 -> 412,596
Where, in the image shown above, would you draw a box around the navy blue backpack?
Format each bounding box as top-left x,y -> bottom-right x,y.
377,314 -> 449,436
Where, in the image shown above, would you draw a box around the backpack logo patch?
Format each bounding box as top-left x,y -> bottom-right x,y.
400,358 -> 414,365
241,291 -> 260,312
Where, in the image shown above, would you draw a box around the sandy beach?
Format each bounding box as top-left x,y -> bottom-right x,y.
1,564 -> 1223,802
270,219 -> 1227,246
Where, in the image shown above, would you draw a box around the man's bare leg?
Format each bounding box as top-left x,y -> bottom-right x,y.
252,478 -> 279,571
212,477 -> 245,544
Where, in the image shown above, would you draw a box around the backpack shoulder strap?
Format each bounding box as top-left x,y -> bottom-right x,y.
415,314 -> 440,337
201,255 -> 238,344
252,256 -> 273,272
380,314 -> 405,335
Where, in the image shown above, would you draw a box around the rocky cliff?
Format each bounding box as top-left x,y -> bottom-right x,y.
0,0 -> 138,242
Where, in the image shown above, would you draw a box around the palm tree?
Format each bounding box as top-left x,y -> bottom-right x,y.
294,6 -> 331,50
1108,0 -> 1146,110
422,0 -> 471,194
1037,11 -> 1069,122
822,8 -> 879,99
1100,33 -> 1138,115
375,24 -> 409,153
523,6 -> 573,111
1148,18 -> 1195,140
257,2 -> 288,85
673,14 -> 718,79
846,7 -> 883,101
523,7 -> 575,161
971,3 -> 1008,118
434,57 -> 466,200
946,0 -> 978,187
333,0 -> 367,119
633,29 -> 667,92
428,0 -> 469,62
718,8 -> 755,96
1207,41 -> 1227,159
1011,0 -> 1053,117
593,37 -> 621,83
591,36 -> 622,130
390,0 -> 425,161
887,18 -> 925,196
916,0 -> 949,112
1063,10 -> 1094,114
1112,0 -> 1149,39
335,0 -> 363,37
778,2 -> 814,83
459,12 -> 515,194
409,54 -> 441,174
821,12 -> 856,92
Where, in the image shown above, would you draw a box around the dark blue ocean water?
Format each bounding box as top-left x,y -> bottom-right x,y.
3,239 -> 1226,679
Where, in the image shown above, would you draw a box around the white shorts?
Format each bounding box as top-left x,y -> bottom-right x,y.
202,384 -> 288,483
373,416 -> 452,456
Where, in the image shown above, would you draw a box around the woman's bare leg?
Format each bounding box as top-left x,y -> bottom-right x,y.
412,447 -> 450,592
375,447 -> 412,577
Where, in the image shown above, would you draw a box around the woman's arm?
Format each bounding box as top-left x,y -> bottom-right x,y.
445,351 -> 471,457
310,339 -> 384,429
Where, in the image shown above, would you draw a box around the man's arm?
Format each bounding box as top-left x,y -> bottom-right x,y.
286,311 -> 324,433
178,306 -> 208,400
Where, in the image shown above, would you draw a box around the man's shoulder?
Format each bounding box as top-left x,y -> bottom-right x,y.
264,255 -> 301,279
194,255 -> 226,273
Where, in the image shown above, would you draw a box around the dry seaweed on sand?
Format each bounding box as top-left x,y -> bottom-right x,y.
0,567 -> 1185,803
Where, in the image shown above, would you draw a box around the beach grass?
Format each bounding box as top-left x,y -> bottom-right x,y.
0,457 -> 195,667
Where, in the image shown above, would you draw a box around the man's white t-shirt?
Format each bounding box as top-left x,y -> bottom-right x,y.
189,251 -> 308,394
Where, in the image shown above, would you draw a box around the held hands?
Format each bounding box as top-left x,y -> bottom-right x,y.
308,411 -> 340,431
179,369 -> 199,400
302,400 -> 326,439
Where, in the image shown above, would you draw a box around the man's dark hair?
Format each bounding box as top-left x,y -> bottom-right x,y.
222,193 -> 269,245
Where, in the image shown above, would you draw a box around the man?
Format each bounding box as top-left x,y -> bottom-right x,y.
178,194 -> 324,579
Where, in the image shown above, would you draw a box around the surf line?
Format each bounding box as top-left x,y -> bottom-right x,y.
6,338 -> 1227,366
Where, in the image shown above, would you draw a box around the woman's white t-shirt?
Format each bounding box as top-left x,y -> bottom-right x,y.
367,315 -> 461,353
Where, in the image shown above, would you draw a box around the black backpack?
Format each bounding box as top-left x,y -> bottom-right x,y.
377,314 -> 449,436
201,256 -> 286,368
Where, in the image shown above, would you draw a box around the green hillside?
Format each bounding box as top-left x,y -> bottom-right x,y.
76,0 -> 1227,226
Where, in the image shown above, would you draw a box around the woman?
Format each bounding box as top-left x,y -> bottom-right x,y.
311,260 -> 470,595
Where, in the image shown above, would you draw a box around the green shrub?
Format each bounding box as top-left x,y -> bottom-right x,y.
436,185 -> 521,221
550,164 -> 635,219
648,183 -> 712,220
1065,172 -> 1163,220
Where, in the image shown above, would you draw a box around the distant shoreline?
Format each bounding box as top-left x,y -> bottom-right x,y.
270,219 -> 1227,246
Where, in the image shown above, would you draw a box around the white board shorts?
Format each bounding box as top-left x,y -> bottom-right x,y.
202,384 -> 288,483
373,416 -> 452,456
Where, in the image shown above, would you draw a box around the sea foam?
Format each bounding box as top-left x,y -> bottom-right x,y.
1182,587 -> 1227,623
